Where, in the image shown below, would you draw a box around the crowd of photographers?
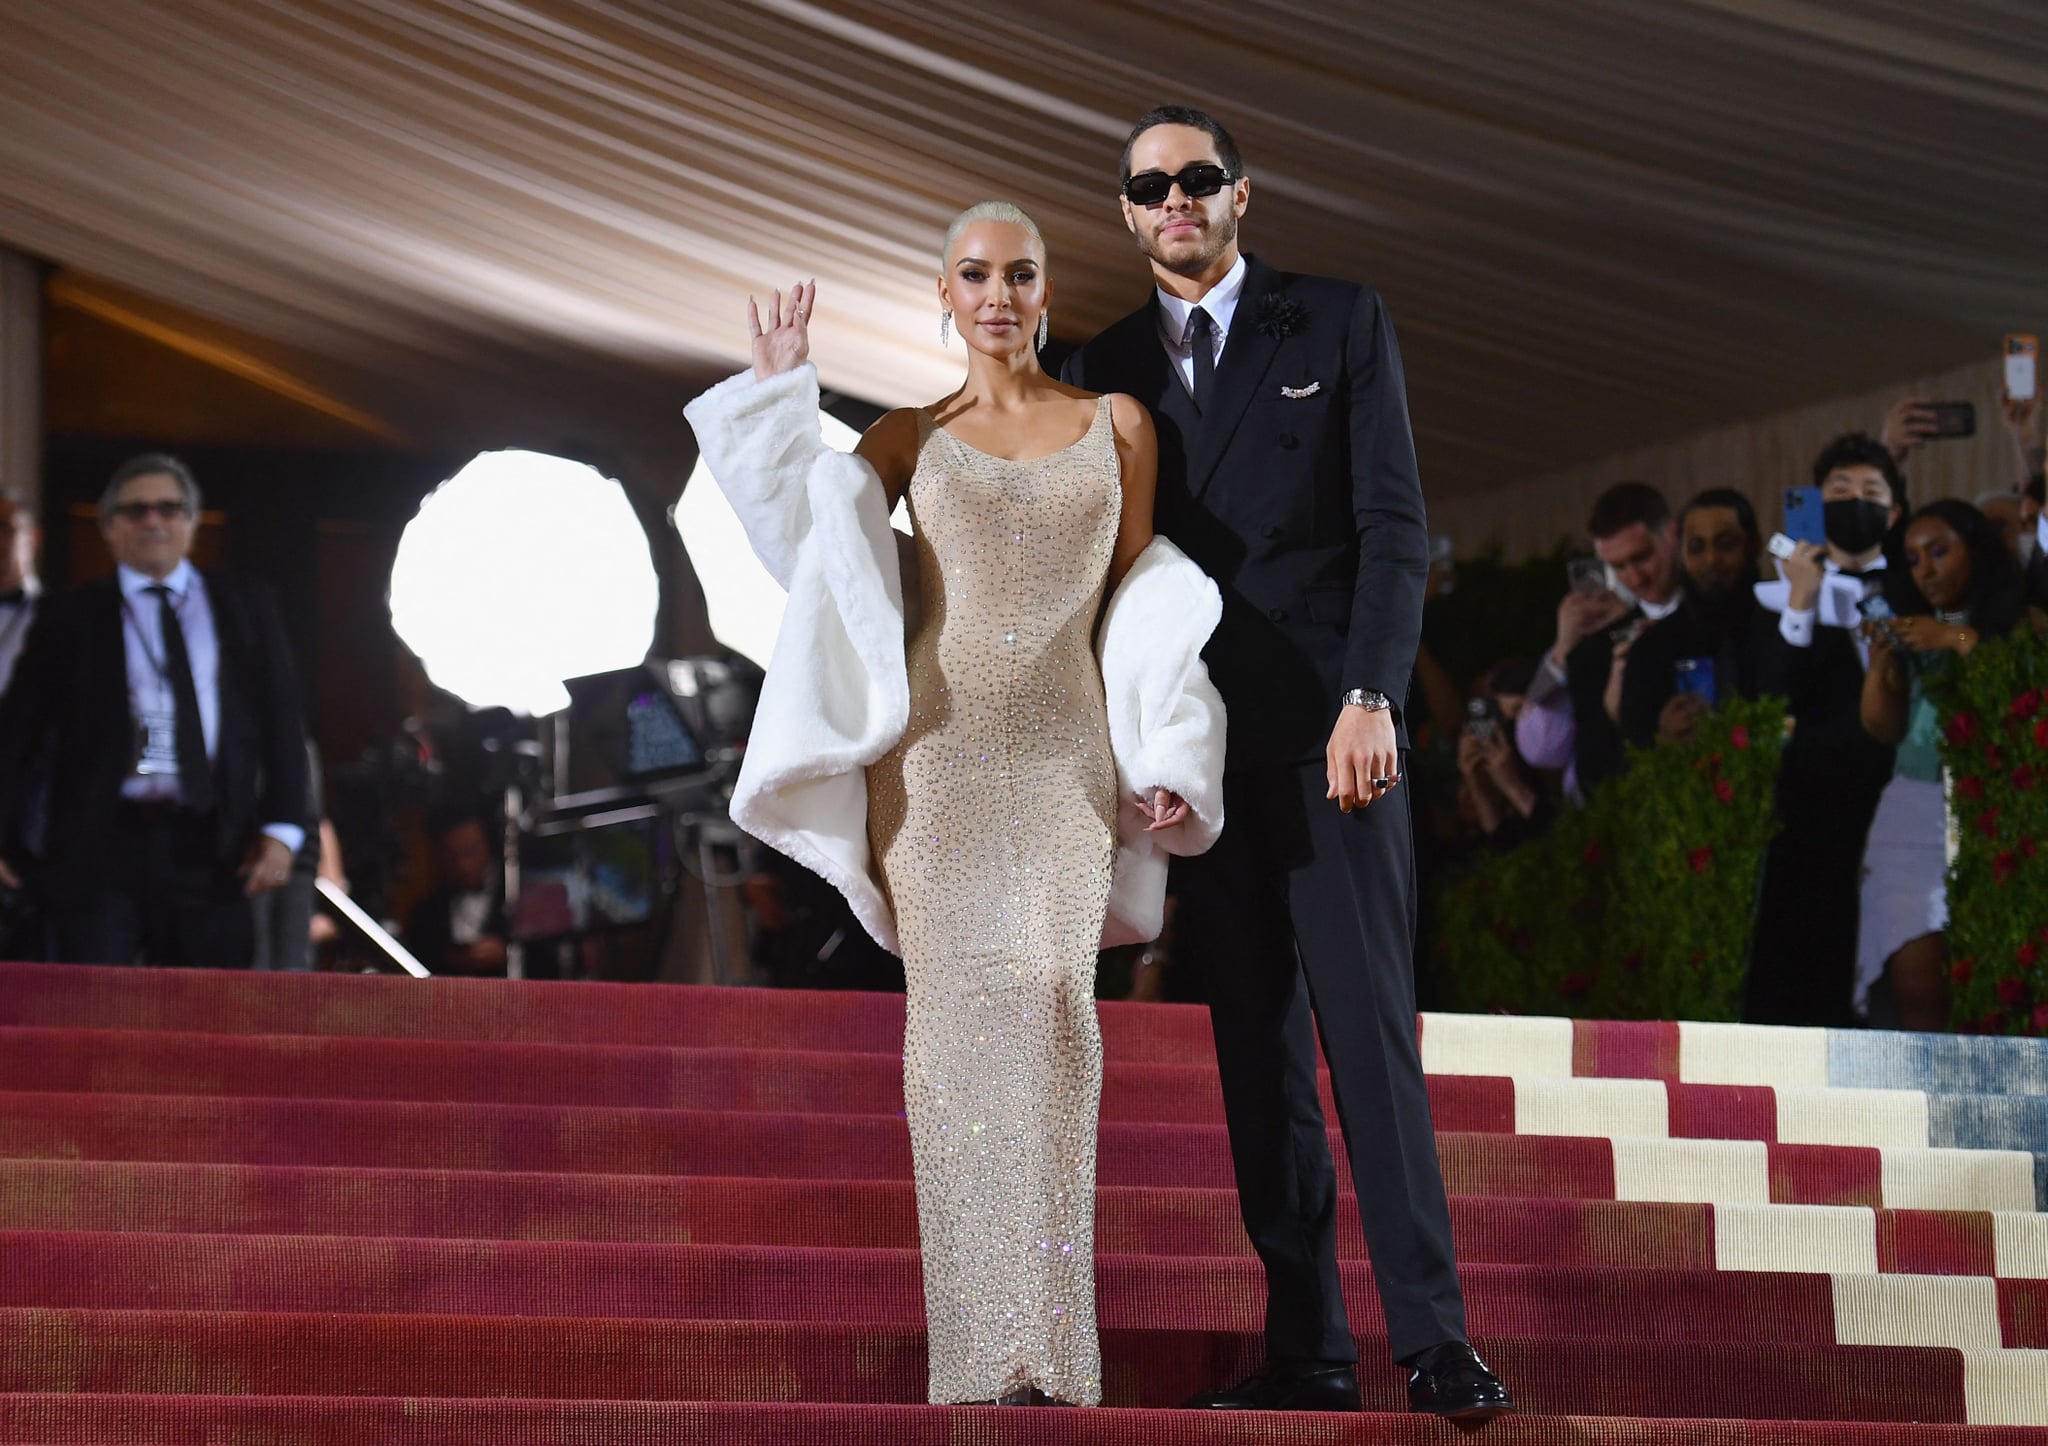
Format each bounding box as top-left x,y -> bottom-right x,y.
1410,393 -> 2045,1030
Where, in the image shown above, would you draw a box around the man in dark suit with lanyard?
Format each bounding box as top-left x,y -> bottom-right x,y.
0,452 -> 308,967
1064,106 -> 1510,1420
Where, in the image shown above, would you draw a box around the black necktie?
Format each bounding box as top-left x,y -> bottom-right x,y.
1187,308 -> 1217,413
148,584 -> 213,812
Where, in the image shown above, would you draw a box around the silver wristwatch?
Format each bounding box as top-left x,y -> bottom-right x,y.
1342,688 -> 1391,712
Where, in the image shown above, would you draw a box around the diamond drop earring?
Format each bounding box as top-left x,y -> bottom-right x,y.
1036,313 -> 1049,351
940,311 -> 952,347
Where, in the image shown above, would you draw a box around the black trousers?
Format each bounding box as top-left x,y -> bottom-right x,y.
53,804 -> 251,968
1172,756 -> 1466,1364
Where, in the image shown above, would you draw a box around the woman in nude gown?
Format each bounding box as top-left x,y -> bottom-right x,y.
743,203 -> 1188,1406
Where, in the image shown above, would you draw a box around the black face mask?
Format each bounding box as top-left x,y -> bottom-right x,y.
1824,498 -> 1890,554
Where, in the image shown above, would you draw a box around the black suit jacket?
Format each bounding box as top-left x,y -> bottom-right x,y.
1063,255 -> 1429,763
1617,593 -> 1778,749
1565,608 -> 1643,794
0,570 -> 310,904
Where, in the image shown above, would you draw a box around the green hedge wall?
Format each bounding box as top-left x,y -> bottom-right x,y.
1434,697 -> 1787,1020
1928,630 -> 2048,1036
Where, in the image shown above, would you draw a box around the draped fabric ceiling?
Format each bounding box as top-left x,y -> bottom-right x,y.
2,0 -> 2043,497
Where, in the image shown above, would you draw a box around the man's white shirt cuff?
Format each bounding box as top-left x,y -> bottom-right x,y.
262,823 -> 307,856
1779,607 -> 1817,649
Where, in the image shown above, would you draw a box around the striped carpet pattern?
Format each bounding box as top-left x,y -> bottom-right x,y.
0,961 -> 2045,1443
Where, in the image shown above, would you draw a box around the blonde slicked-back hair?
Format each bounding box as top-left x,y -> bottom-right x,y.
940,200 -> 1046,271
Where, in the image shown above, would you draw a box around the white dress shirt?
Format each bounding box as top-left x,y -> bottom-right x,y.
1154,253 -> 1248,397
117,561 -> 304,853
0,580 -> 38,697
1756,554 -> 1886,668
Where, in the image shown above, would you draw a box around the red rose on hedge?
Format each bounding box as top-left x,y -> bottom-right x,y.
1688,846 -> 1714,875
1583,840 -> 1603,866
2025,837 -> 2040,859
1948,712 -> 1980,747
1560,970 -> 1595,998
1995,851 -> 2018,884
2019,941 -> 2041,970
1998,978 -> 2027,1006
1958,776 -> 1986,801
1714,778 -> 1735,804
2034,1003 -> 2048,1034
2017,765 -> 2039,793
2013,690 -> 2044,720
1977,810 -> 2003,840
1730,723 -> 1750,751
1987,745 -> 2007,771
2036,717 -> 2048,750
1951,958 -> 1975,985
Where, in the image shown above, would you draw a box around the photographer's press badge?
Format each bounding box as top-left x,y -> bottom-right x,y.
134,707 -> 180,777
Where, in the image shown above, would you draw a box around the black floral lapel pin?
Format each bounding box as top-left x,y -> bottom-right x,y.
1255,293 -> 1308,340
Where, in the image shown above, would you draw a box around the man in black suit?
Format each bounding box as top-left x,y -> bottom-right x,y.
1566,483 -> 1685,794
0,453 -> 309,967
1749,436 -> 1902,1025
1063,106 -> 1509,1421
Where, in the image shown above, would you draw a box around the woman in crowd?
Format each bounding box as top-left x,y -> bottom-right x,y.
684,203 -> 1224,1407
1858,500 -> 2029,1028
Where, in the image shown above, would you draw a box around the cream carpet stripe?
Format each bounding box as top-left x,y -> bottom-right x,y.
1830,1273 -> 2002,1349
1418,1013 -> 1572,1079
1963,1350 -> 2048,1426
1773,1086 -> 1930,1148
1993,1212 -> 2048,1280
1676,1022 -> 1828,1087
1879,1147 -> 2037,1212
1713,1202 -> 1878,1274
1611,1138 -> 1768,1204
1514,1078 -> 1669,1140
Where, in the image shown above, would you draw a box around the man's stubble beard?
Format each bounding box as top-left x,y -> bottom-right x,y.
1139,208 -> 1238,279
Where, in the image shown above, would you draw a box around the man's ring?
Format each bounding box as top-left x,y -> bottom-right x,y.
1372,776 -> 1394,788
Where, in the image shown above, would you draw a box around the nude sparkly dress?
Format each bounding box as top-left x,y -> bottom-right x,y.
865,396 -> 1120,1406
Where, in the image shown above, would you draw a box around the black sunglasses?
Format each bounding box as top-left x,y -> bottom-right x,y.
110,500 -> 191,522
1122,163 -> 1233,208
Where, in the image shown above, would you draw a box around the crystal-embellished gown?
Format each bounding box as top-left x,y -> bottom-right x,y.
865,396 -> 1120,1406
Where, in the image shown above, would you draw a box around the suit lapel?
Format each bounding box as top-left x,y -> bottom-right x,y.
1189,256 -> 1283,499
93,577 -> 128,721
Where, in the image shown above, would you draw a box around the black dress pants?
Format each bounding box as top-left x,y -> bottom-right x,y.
54,804 -> 251,968
1172,755 -> 1466,1364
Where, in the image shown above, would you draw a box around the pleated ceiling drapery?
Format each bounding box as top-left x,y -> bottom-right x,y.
0,0 -> 2042,496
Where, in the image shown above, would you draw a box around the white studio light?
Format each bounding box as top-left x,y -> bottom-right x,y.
675,407 -> 908,668
390,449 -> 659,716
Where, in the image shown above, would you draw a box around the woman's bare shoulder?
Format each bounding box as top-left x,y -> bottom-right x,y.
854,407 -> 926,487
1104,393 -> 1156,447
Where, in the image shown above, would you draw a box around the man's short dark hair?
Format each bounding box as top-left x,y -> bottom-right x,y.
1811,432 -> 1907,511
1585,482 -> 1670,542
1119,105 -> 1244,185
99,452 -> 202,524
1681,487 -> 1761,545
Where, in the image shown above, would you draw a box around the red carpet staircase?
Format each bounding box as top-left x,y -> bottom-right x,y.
0,962 -> 2044,1443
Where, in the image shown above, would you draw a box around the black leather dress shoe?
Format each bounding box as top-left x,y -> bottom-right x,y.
1181,1360 -> 1361,1411
1405,1341 -> 1513,1420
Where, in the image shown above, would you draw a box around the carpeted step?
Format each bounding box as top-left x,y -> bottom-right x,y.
4,1159 -> 2042,1276
3,1396 -> 2045,1446
0,1091 -> 2035,1210
5,1231 -> 2045,1348
0,1308 -> 2024,1421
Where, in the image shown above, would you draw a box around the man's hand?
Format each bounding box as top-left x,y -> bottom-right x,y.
0,858 -> 20,892
239,836 -> 294,897
1553,591 -> 1628,665
1602,625 -> 1640,725
748,280 -> 815,381
1779,540 -> 1826,612
1327,704 -> 1399,813
461,935 -> 509,972
1658,692 -> 1707,743
1880,396 -> 1939,462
